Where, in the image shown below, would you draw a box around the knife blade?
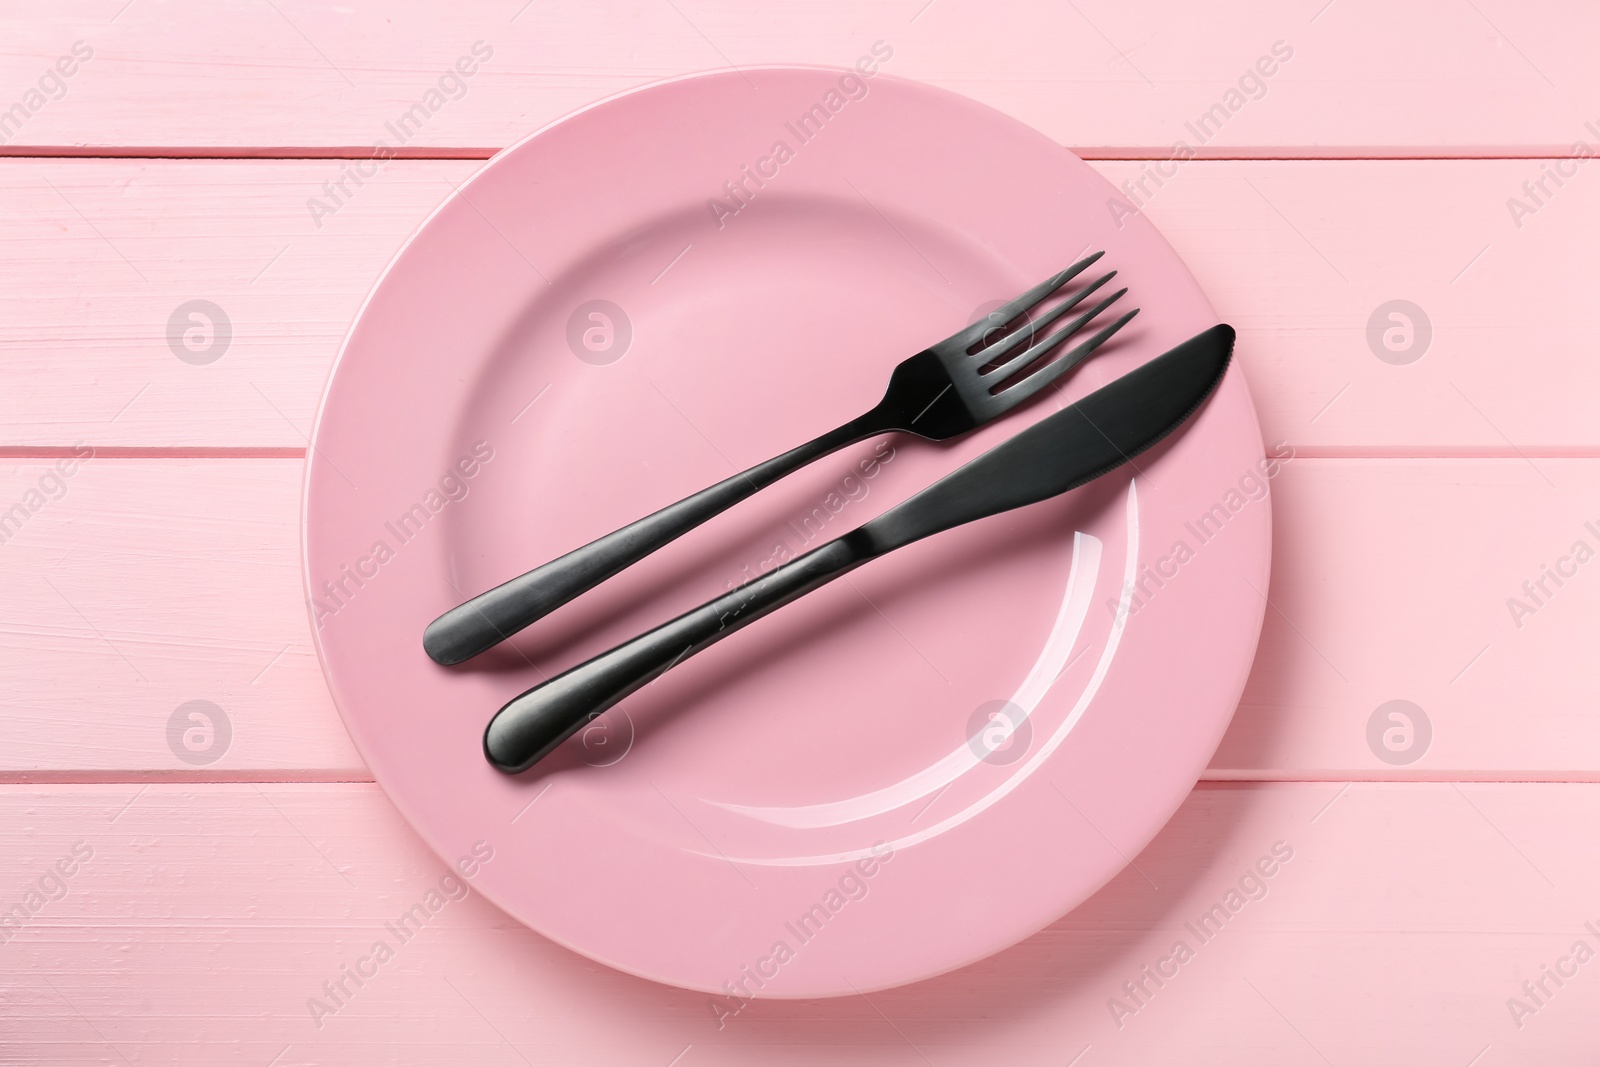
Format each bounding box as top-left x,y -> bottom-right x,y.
483,324 -> 1234,773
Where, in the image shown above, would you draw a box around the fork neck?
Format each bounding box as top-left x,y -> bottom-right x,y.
733,405 -> 898,494
826,403 -> 902,447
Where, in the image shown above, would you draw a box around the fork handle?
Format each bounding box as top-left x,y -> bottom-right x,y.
484,529 -> 876,772
423,408 -> 890,665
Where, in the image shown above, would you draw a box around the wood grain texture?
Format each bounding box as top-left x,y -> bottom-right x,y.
0,460 -> 357,776
3,158 -> 1599,450
2,781 -> 1595,1064
0,159 -> 480,450
0,0 -> 1595,154
4,458 -> 1597,779
1221,458 -> 1600,780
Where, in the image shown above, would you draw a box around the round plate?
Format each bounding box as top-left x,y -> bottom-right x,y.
305,66 -> 1269,997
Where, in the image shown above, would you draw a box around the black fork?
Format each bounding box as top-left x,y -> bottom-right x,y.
424,251 -> 1138,665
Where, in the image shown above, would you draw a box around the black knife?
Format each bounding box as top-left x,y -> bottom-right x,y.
484,324 -> 1234,774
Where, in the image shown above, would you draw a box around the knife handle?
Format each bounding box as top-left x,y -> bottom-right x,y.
423,410 -> 890,666
483,530 -> 875,774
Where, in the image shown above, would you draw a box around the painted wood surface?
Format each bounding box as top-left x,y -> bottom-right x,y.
4,782 -> 1596,1065
3,0 -> 1599,1061
3,457 -> 1597,780
0,1 -> 1596,155
4,158 -> 1597,450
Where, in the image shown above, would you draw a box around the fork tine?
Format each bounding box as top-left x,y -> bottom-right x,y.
951,251 -> 1105,350
982,288 -> 1126,382
972,273 -> 1118,371
987,308 -> 1140,407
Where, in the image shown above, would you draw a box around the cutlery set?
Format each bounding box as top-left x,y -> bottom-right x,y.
423,252 -> 1235,774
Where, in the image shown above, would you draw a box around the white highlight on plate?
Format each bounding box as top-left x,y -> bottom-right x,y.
692,479 -> 1142,867
707,532 -> 1102,829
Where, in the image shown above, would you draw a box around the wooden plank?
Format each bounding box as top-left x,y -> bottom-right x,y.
0,459 -> 359,776
1098,158 -> 1600,455
1221,457 -> 1600,780
2,781 -> 1596,1063
4,457 -> 1599,778
4,157 -> 1598,450
0,0 -> 1594,154
0,158 -> 480,450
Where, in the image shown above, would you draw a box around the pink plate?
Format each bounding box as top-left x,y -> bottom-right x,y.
305,66 -> 1270,998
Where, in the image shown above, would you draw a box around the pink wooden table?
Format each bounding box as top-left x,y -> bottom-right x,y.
4,1 -> 1599,1063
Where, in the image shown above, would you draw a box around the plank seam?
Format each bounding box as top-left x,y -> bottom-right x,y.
4,773 -> 1596,785
0,147 -> 1593,162
0,447 -> 307,459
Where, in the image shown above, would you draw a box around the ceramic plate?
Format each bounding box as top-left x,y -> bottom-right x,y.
305,66 -> 1270,997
